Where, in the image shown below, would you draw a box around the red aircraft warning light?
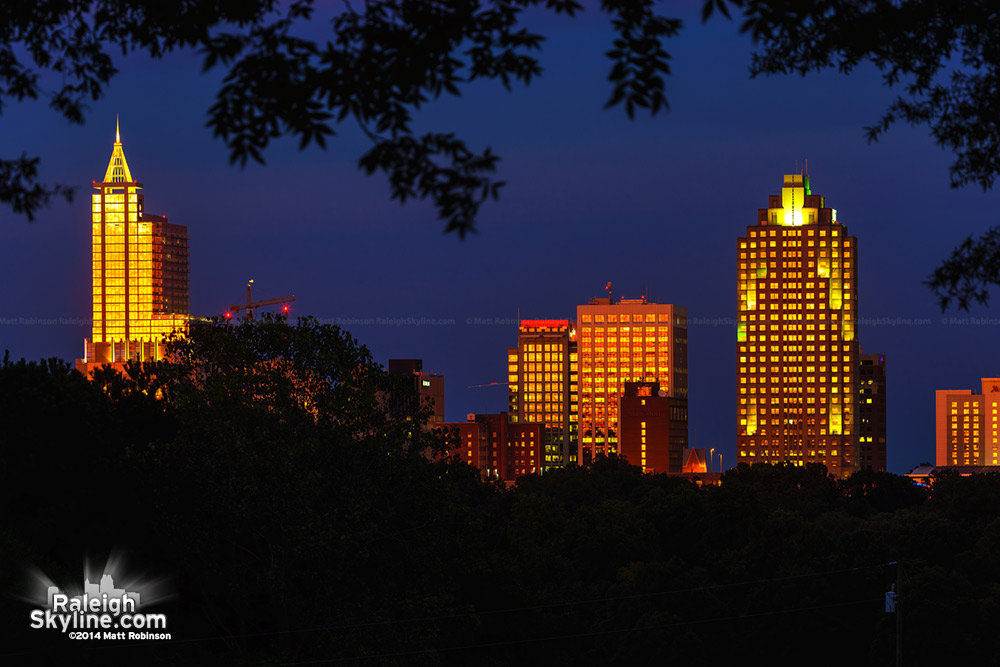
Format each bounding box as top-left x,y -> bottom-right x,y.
228,280 -> 296,320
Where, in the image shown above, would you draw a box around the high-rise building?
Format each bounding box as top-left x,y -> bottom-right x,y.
935,378 -> 1000,466
737,174 -> 859,477
858,352 -> 887,470
76,120 -> 189,375
618,381 -> 688,473
388,358 -> 445,429
507,319 -> 578,468
577,296 -> 687,465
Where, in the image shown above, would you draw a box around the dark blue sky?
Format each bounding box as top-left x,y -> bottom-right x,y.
2,3 -> 998,473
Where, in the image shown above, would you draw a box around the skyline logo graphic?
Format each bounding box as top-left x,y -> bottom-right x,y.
25,551 -> 173,641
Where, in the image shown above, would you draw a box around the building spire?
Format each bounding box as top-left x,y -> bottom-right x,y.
103,116 -> 133,183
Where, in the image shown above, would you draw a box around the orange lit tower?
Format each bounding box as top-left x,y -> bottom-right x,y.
576,296 -> 687,466
76,120 -> 189,374
737,174 -> 859,477
507,319 -> 578,469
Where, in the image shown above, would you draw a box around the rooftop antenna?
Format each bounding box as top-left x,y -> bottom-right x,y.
606,281 -> 613,302
804,158 -> 809,176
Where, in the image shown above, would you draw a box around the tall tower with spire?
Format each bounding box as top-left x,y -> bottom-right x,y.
76,119 -> 189,374
736,174 -> 860,476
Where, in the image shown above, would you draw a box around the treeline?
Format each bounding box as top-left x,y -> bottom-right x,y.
1,318 -> 997,665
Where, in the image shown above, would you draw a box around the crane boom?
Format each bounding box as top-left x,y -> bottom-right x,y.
230,296 -> 295,312
228,280 -> 295,319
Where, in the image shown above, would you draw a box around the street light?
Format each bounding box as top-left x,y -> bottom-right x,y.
710,447 -> 715,473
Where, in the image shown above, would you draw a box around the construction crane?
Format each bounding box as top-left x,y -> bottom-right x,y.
226,279 -> 296,319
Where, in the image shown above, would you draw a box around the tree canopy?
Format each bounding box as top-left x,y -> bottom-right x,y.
5,1 -> 1000,305
4,319 -> 1000,664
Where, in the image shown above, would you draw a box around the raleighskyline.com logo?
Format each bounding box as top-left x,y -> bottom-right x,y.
29,572 -> 170,641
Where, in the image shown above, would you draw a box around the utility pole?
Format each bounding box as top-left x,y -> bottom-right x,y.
885,561 -> 902,667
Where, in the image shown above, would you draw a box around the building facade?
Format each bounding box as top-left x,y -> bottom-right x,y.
618,381 -> 689,473
935,378 -> 1000,466
737,174 -> 859,477
859,352 -> 887,470
439,412 -> 542,483
507,319 -> 578,468
577,297 -> 688,465
388,358 -> 445,429
77,120 -> 189,375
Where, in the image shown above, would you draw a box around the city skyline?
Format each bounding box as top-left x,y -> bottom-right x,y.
3,4 -> 1000,474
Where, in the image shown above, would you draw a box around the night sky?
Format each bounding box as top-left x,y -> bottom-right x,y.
2,3 -> 998,473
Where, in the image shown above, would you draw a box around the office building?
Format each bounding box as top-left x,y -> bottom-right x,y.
737,173 -> 859,477
439,412 -> 542,483
936,378 -> 1000,466
388,358 -> 445,429
858,352 -> 887,470
577,295 -> 687,465
618,381 -> 688,473
76,120 -> 189,375
507,319 -> 578,468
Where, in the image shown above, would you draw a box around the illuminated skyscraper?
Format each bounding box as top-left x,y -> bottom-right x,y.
507,319 -> 578,468
577,297 -> 687,465
76,120 -> 189,374
737,174 -> 859,477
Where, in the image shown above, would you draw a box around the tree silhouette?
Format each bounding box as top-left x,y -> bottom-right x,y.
1,0 -> 675,236
709,0 -> 1000,308
8,1 -> 1000,303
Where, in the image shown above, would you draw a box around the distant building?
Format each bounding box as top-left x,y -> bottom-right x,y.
935,378 -> 1000,466
858,352 -> 887,470
507,319 -> 578,469
618,381 -> 688,473
76,119 -> 189,375
577,295 -> 688,465
388,359 -> 445,429
681,448 -> 707,474
438,412 -> 542,483
907,464 -> 1000,486
737,173 -> 860,477
441,419 -> 490,472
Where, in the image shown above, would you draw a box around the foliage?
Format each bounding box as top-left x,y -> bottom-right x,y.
7,331 -> 1000,663
9,1 -> 1000,301
1,0 -> 674,237
706,0 -> 1000,308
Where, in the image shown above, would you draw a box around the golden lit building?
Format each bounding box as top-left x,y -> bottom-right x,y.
76,120 -> 189,375
935,378 -> 1000,466
507,319 -> 578,468
737,174 -> 859,477
577,296 -> 687,465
